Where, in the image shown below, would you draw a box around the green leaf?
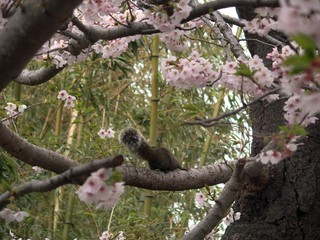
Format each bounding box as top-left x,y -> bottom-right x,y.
235,63 -> 256,78
284,55 -> 313,74
292,34 -> 317,54
183,104 -> 198,112
279,124 -> 308,136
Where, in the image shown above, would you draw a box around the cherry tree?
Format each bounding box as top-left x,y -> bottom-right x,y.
0,0 -> 320,239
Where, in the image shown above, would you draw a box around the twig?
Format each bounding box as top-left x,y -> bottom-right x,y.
185,87 -> 281,127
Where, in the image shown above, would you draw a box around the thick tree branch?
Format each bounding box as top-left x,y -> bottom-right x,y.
0,155 -> 124,209
119,163 -> 234,191
71,0 -> 279,43
182,159 -> 246,240
210,11 -> 246,60
0,122 -> 77,173
0,0 -> 82,91
0,122 -> 234,190
14,65 -> 65,85
185,0 -> 278,23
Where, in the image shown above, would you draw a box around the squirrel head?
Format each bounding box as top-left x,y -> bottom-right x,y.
119,128 -> 144,153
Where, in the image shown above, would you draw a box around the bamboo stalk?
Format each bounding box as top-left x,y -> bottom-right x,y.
199,88 -> 226,166
62,110 -> 79,240
143,35 -> 160,217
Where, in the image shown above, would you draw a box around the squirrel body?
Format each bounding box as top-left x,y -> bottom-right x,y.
119,128 -> 186,172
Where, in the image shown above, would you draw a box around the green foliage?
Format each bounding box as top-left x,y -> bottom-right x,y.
279,124 -> 308,136
235,63 -> 256,79
284,34 -> 318,74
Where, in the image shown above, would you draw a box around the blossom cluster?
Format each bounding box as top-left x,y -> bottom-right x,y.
278,0 -> 320,48
92,36 -> 140,59
79,0 -> 125,24
267,45 -> 320,126
258,136 -> 299,165
219,55 -> 276,100
36,35 -> 89,68
57,90 -> 76,109
161,50 -> 218,89
100,230 -> 125,240
0,208 -> 29,224
241,7 -> 279,37
98,128 -> 115,139
143,0 -> 192,32
241,1 -> 320,48
159,20 -> 201,51
223,208 -> 241,226
76,168 -> 124,210
4,102 -> 27,118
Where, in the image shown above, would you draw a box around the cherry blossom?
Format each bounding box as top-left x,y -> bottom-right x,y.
0,208 -> 29,224
144,0 -> 192,32
218,55 -> 276,100
76,168 -> 124,210
259,150 -> 283,165
57,90 -> 68,100
32,166 -> 44,173
195,192 -> 206,207
223,208 -> 241,226
100,231 -> 113,240
161,50 -> 218,88
4,102 -> 28,118
98,128 -> 115,139
57,90 -> 76,109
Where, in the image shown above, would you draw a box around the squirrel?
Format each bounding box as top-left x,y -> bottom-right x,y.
119,128 -> 187,172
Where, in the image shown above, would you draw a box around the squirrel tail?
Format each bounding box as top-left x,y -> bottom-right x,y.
119,128 -> 148,152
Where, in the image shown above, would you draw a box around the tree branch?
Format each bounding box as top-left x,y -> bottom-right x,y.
182,159 -> 246,240
14,65 -> 65,85
0,155 -> 124,209
71,0 -> 279,43
0,122 -> 77,173
185,87 -> 281,127
0,122 -> 233,191
210,11 -> 246,60
119,162 -> 234,191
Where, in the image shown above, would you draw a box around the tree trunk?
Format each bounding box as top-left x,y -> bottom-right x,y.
222,7 -> 320,240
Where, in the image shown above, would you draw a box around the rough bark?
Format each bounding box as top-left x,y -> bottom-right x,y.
222,6 -> 320,240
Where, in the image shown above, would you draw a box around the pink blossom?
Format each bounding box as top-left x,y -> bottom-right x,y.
0,208 -> 15,224
259,150 -> 283,165
57,90 -> 76,109
98,129 -> 108,139
92,168 -> 112,181
98,128 -> 115,139
57,90 -> 69,100
18,104 -> 27,113
5,102 -> 17,112
0,208 -> 29,224
161,50 -> 217,88
14,211 -> 29,222
223,208 -> 241,226
286,143 -> 298,152
106,128 -> 115,138
32,166 -> 43,173
100,231 -> 113,240
144,0 -> 192,32
195,192 -> 206,207
64,100 -> 75,109
77,169 -> 124,210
